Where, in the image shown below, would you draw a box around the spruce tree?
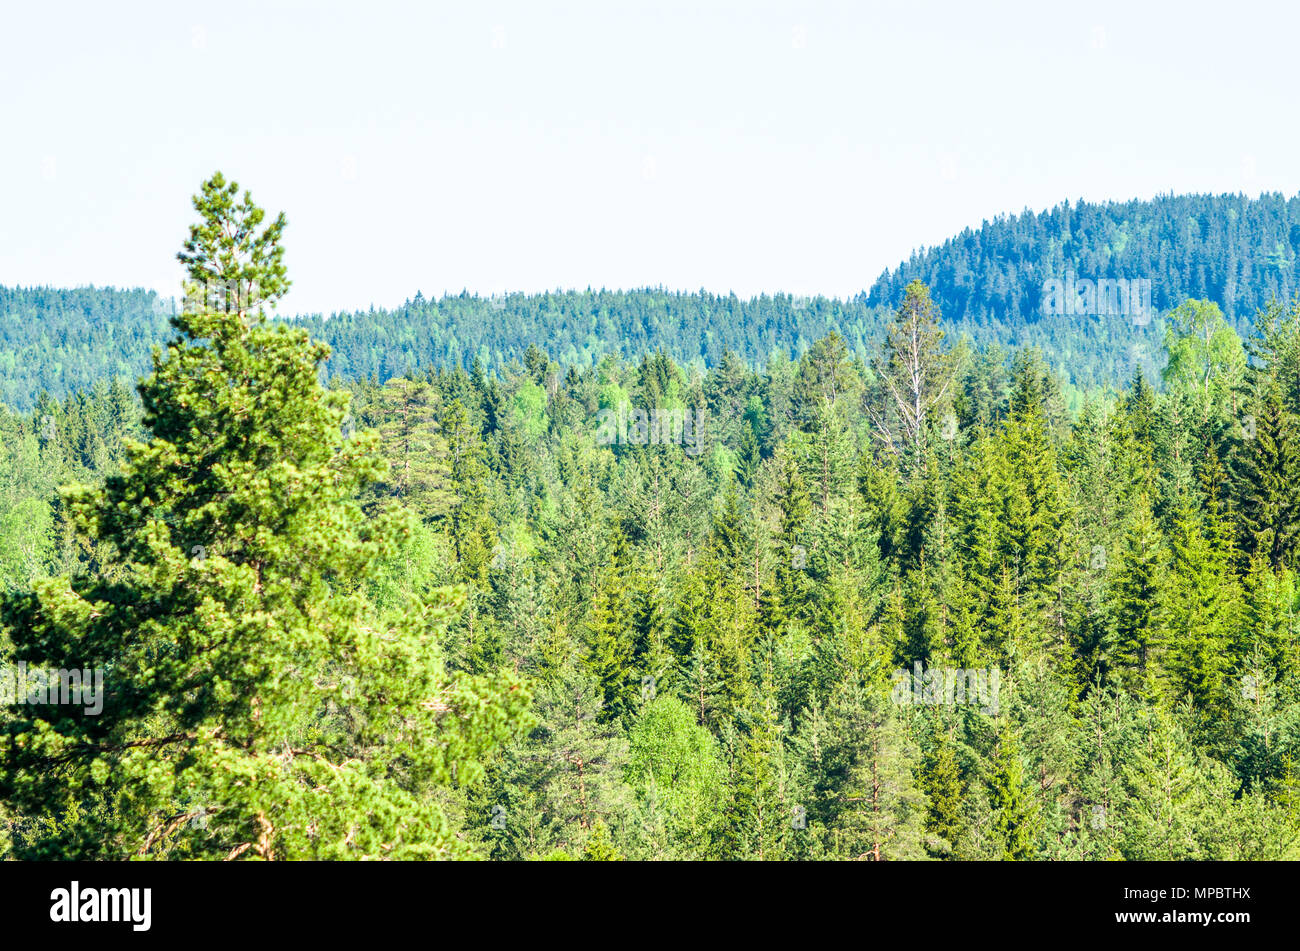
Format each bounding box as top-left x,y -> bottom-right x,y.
1232,370 -> 1300,570
1164,508 -> 1239,725
987,727 -> 1040,860
1119,708 -> 1213,860
1105,494 -> 1169,701
921,725 -> 967,858
585,528 -> 637,723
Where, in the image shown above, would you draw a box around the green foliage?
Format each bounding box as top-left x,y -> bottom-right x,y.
4,179 -> 1300,861
0,174 -> 531,859
869,193 -> 1300,387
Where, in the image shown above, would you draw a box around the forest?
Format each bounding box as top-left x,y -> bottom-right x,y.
869,192 -> 1300,327
18,193 -> 1300,411
1,174 -> 1299,861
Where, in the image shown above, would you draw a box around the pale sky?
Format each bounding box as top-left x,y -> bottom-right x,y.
3,0 -> 1297,316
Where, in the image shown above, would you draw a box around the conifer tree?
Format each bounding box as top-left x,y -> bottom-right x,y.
921,725 -> 967,858
581,818 -> 622,860
585,529 -> 637,723
1105,494 -> 1169,700
443,397 -> 498,583
0,173 -> 531,859
1164,508 -> 1239,724
987,727 -> 1040,860
1232,370 -> 1300,569
1001,351 -> 1067,645
763,450 -> 813,635
373,376 -> 452,519
1119,708 -> 1214,860
826,680 -> 927,860
1240,554 -> 1300,685
1074,684 -> 1141,861
867,281 -> 954,476
723,680 -> 794,860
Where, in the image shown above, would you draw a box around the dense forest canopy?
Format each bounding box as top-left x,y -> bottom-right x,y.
4,176 -> 1300,860
0,286 -> 173,411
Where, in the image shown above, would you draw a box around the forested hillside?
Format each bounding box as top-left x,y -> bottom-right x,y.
297,289 -> 884,386
869,192 -> 1300,331
15,191 -> 1300,409
0,286 -> 172,410
0,285 -> 889,410
0,282 -> 1165,408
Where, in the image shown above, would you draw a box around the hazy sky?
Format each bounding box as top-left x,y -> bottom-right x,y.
3,0 -> 1297,316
